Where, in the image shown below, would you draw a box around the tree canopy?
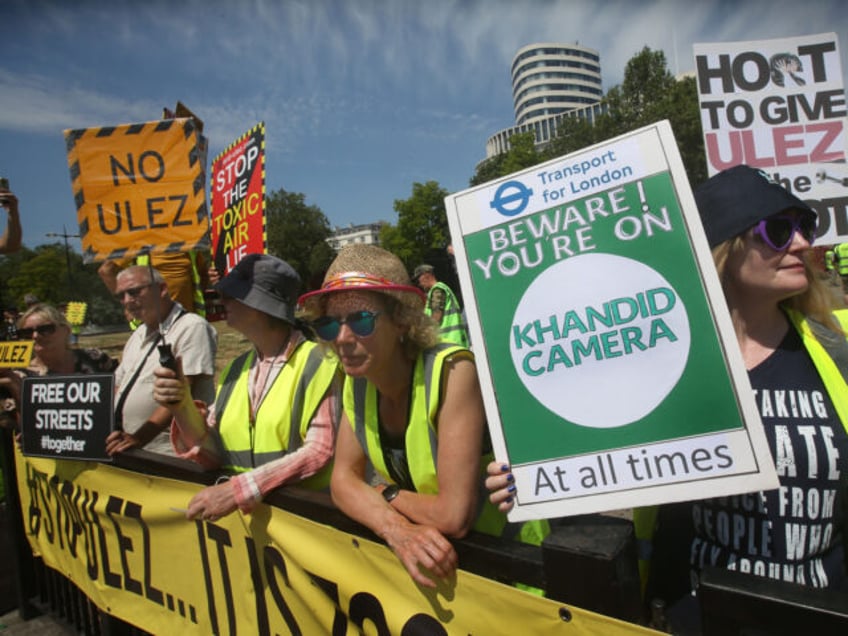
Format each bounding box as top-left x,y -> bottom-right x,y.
0,244 -> 125,324
265,188 -> 336,291
379,181 -> 452,269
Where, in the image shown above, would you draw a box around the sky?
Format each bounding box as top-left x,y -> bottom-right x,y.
2,0 -> 847,253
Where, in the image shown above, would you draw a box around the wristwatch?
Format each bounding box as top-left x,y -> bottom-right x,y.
382,484 -> 400,503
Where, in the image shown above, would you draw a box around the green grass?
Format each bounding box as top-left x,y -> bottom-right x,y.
78,321 -> 251,378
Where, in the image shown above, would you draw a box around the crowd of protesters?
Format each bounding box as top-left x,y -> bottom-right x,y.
1,165 -> 847,631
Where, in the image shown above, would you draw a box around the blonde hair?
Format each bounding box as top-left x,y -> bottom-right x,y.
17,303 -> 70,331
712,237 -> 843,335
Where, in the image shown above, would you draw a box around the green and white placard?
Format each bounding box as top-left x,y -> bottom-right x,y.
446,121 -> 778,522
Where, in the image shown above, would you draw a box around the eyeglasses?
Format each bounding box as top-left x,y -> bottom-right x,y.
18,323 -> 57,339
312,311 -> 381,341
114,284 -> 152,302
752,214 -> 817,251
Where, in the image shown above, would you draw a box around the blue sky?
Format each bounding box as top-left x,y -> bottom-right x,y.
2,0 -> 847,252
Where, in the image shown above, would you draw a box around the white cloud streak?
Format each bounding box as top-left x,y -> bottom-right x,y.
2,0 -> 846,159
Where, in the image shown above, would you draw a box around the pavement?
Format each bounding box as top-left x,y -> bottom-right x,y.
0,609 -> 75,635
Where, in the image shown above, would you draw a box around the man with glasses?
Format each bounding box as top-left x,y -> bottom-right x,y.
106,265 -> 216,456
98,251 -> 210,319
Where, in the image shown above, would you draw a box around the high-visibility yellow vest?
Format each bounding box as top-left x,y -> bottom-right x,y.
835,243 -> 848,276
344,343 -> 549,543
215,341 -> 339,490
426,282 -> 469,346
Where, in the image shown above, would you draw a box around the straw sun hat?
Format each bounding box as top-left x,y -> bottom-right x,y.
298,244 -> 425,315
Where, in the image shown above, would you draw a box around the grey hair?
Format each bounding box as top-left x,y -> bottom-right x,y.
116,264 -> 166,286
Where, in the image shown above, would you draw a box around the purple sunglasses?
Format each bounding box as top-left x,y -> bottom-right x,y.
752,213 -> 817,251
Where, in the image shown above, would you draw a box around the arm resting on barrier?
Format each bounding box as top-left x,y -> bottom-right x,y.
229,387 -> 337,512
331,416 -> 458,589
385,357 -> 483,537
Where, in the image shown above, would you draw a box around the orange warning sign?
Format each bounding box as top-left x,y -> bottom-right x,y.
65,118 -> 211,263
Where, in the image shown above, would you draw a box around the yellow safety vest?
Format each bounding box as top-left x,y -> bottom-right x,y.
344,343 -> 549,543
215,341 -> 339,490
426,282 -> 469,347
836,243 -> 848,276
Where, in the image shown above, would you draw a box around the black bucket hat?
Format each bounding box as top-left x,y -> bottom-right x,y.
215,254 -> 300,323
694,164 -> 816,247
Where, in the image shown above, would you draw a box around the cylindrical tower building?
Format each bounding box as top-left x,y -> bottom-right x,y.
512,42 -> 603,125
484,42 -> 604,159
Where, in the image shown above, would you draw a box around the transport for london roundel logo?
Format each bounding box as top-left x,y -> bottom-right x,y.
509,253 -> 690,428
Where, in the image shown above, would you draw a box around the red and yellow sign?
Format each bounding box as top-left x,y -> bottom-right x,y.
210,122 -> 266,275
65,118 -> 210,263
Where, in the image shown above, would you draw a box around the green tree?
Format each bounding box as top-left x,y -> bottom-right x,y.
265,188 -> 335,290
379,181 -> 451,268
665,76 -> 708,186
471,132 -> 541,187
0,243 -> 126,324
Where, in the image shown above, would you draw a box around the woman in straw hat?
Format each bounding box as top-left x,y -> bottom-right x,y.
153,254 -> 340,523
299,244 -> 487,588
487,165 -> 848,629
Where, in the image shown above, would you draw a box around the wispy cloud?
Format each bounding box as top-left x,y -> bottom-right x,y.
0,69 -> 156,131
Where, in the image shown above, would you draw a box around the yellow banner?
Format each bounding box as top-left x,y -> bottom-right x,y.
14,450 -> 655,635
64,118 -> 210,264
0,340 -> 34,368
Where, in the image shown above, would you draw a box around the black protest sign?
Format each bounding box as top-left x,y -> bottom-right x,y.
20,375 -> 114,461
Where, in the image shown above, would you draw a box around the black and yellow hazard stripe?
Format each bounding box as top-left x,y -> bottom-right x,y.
63,118 -> 211,264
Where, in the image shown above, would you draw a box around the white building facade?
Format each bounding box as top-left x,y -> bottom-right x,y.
327,222 -> 384,251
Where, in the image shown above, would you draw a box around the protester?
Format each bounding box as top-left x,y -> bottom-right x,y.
106,265 -> 216,457
18,303 -> 116,375
2,307 -> 18,341
99,251 -> 210,317
0,303 -> 117,428
835,242 -> 848,305
152,254 -> 341,522
486,165 -> 848,630
0,182 -> 21,255
412,263 -> 469,346
298,244 -> 498,589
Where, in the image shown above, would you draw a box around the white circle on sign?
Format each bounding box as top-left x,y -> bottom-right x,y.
509,253 -> 690,428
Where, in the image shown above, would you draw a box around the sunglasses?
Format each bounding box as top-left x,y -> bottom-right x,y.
18,323 -> 57,339
312,311 -> 381,341
752,214 -> 816,251
114,284 -> 152,302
